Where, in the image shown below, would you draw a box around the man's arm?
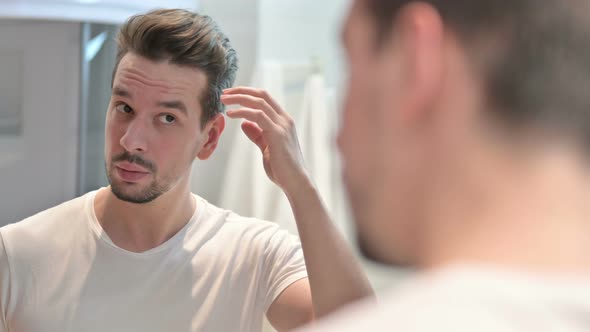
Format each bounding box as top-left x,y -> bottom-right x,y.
266,278 -> 314,330
221,87 -> 373,330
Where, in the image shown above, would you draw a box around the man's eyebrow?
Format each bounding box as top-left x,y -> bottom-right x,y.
113,86 -> 132,98
158,100 -> 188,115
113,86 -> 188,116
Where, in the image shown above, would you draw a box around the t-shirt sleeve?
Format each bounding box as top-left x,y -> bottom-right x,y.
260,227 -> 308,311
0,232 -> 11,332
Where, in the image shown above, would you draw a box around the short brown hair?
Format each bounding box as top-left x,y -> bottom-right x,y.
113,8 -> 238,127
365,0 -> 590,147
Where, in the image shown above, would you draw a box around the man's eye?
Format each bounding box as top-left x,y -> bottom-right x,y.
115,104 -> 133,114
158,114 -> 176,124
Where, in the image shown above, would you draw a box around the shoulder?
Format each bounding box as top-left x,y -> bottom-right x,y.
194,194 -> 294,242
297,271 -> 512,332
0,192 -> 93,260
190,195 -> 301,260
1,192 -> 90,236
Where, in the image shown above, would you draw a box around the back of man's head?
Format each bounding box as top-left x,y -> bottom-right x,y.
367,0 -> 590,145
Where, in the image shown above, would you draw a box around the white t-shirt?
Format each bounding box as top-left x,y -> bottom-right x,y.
298,266 -> 590,332
0,190 -> 308,332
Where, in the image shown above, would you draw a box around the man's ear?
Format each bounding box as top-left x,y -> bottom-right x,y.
393,2 -> 444,123
196,114 -> 225,160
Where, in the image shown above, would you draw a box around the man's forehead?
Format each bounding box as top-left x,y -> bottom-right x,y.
116,53 -> 207,90
114,67 -> 174,93
113,63 -> 204,106
115,67 -> 175,91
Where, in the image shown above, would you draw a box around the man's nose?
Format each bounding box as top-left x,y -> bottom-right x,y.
119,118 -> 149,153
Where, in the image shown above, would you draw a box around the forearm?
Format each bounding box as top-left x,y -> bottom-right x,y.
284,177 -> 374,318
222,86 -> 373,320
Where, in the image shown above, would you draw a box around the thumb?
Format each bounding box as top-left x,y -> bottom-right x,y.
241,121 -> 267,153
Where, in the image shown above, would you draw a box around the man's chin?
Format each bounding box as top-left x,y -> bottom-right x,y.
110,183 -> 162,204
356,231 -> 412,268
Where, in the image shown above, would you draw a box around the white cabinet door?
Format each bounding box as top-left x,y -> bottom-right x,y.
0,21 -> 80,226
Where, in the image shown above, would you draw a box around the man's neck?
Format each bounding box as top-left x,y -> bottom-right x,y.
94,184 -> 196,253
421,141 -> 590,275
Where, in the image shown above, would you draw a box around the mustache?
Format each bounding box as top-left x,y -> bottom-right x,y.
112,152 -> 156,172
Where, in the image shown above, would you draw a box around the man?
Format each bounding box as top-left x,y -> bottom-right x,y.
299,0 -> 590,331
0,9 -> 372,332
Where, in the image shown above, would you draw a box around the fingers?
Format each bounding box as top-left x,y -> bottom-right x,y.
221,93 -> 280,122
223,87 -> 285,116
224,88 -> 297,159
240,121 -> 267,153
226,107 -> 276,132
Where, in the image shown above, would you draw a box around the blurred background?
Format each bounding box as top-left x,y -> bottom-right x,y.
0,1 -> 403,329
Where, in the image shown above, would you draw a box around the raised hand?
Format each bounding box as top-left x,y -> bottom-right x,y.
221,87 -> 310,195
